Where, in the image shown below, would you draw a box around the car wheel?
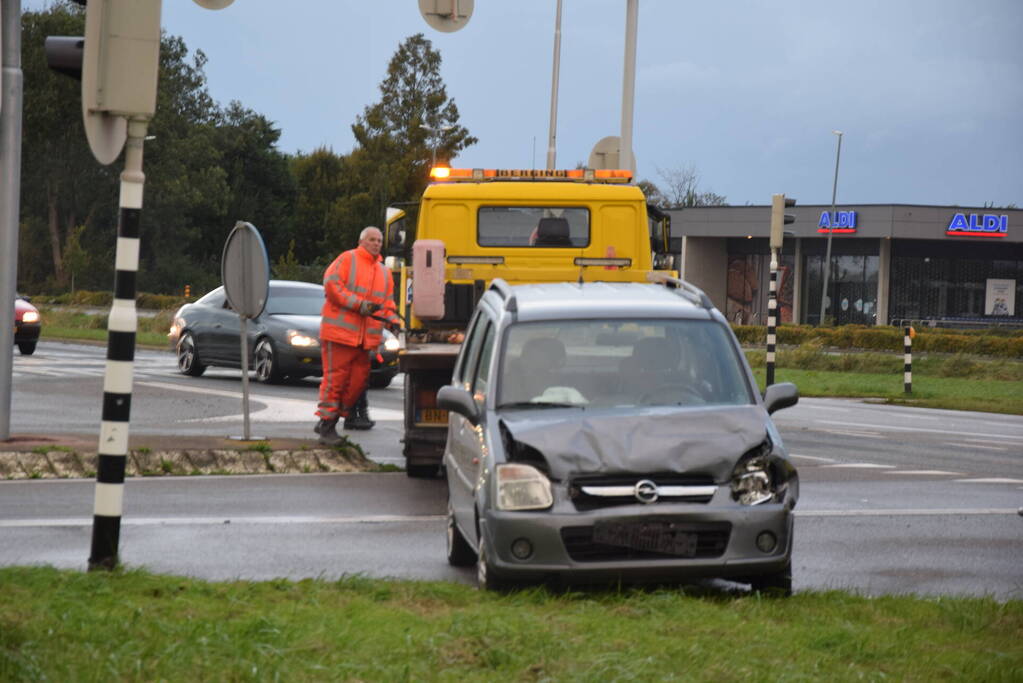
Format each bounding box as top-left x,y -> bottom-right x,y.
746,561 -> 793,596
446,502 -> 476,567
176,332 -> 206,377
254,338 -> 284,383
17,341 -> 36,355
476,533 -> 510,592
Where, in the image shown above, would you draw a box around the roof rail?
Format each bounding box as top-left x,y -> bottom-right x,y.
646,272 -> 714,310
488,278 -> 517,313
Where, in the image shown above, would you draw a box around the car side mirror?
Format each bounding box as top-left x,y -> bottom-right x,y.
437,385 -> 480,426
763,382 -> 799,415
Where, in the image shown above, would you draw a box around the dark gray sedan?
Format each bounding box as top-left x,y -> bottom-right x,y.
438,279 -> 800,593
168,280 -> 399,386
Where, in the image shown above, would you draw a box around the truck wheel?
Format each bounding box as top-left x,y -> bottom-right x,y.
406,463 -> 440,478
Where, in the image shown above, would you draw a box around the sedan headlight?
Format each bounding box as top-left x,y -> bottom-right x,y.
730,454 -> 774,506
382,328 -> 400,352
21,311 -> 40,324
287,330 -> 319,347
496,464 -> 553,511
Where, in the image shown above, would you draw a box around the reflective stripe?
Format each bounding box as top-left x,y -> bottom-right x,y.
347,251 -> 359,289
323,314 -> 359,331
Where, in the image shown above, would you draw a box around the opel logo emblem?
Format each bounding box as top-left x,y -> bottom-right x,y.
634,479 -> 659,504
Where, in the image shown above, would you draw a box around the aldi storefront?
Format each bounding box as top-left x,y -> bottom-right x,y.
669,204 -> 1023,327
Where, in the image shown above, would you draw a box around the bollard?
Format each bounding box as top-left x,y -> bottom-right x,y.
904,326 -> 913,394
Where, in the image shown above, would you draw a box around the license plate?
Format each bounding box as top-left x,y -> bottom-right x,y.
418,408 -> 449,424
592,521 -> 698,557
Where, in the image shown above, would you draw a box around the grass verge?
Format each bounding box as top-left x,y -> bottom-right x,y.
1,567 -> 1020,681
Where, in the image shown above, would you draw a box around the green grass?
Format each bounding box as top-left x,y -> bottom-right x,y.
1,567 -> 1020,682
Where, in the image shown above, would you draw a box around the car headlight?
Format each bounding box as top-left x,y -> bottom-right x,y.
496,463 -> 553,511
21,311 -> 40,324
383,337 -> 400,352
287,330 -> 319,347
730,454 -> 775,506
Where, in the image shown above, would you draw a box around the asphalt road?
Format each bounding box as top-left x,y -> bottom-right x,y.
4,341 -> 1022,597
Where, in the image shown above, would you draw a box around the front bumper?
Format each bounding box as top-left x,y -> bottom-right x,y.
15,321 -> 41,344
480,492 -> 794,584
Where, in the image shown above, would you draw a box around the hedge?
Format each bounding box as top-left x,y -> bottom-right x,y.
733,323 -> 1023,359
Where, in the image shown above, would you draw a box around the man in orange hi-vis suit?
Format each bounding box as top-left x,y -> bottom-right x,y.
314,226 -> 401,446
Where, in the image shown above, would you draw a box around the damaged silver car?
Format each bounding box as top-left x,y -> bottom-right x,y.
438,278 -> 800,593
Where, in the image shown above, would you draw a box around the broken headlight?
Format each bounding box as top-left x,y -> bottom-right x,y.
496,463 -> 553,511
730,453 -> 774,506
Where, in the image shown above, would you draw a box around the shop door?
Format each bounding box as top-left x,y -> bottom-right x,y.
833,282 -> 876,325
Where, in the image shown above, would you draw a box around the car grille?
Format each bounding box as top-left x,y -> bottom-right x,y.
561,522 -> 731,562
568,473 -> 718,510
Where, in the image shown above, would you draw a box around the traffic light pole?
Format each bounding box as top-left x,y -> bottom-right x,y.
766,249 -> 778,387
0,0 -> 24,441
89,118 -> 149,570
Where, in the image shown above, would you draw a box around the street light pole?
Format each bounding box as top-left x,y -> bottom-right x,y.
818,129 -> 843,326
420,123 -> 453,167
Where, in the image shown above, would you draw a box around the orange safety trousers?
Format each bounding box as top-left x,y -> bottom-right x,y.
316,340 -> 371,421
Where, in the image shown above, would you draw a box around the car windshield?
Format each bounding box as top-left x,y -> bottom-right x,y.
264,286 -> 324,316
497,319 -> 752,409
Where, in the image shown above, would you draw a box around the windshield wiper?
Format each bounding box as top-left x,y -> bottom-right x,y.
497,401 -> 581,410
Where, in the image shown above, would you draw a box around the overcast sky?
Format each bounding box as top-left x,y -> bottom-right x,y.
24,0 -> 1023,207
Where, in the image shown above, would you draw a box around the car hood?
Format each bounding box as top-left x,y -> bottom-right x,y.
499,405 -> 769,481
268,313 -> 320,334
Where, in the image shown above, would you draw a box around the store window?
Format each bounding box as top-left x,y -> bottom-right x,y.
803,241 -> 879,326
725,239 -> 794,325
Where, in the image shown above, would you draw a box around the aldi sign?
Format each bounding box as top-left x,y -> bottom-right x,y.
817,210 -> 857,233
946,213 -> 1008,237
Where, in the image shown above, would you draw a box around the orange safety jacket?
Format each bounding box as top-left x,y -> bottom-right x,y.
321,246 -> 400,349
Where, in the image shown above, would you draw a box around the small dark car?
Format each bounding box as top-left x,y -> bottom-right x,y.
168,280 -> 399,387
439,279 -> 800,593
14,294 -> 41,355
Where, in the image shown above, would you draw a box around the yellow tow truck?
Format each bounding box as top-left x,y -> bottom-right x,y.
384,166 -> 674,476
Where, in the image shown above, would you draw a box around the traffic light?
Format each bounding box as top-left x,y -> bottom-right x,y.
770,194 -> 796,249
44,0 -> 234,164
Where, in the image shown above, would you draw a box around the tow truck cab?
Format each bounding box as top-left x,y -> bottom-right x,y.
386,167 -> 674,476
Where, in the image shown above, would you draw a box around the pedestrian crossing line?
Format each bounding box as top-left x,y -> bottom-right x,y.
884,470 -> 963,476
953,478 -> 1023,485
821,463 -> 896,469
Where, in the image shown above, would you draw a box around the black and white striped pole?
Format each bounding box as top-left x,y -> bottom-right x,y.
904,326 -> 914,394
89,119 -> 149,570
767,194 -> 795,388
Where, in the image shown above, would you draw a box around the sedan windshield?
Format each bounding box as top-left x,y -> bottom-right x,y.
265,286 -> 324,316
498,319 -> 752,409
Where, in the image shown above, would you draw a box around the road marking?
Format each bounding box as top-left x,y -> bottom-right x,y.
825,420 -> 1023,443
953,478 -> 1023,485
136,380 -> 404,422
0,515 -> 446,528
820,463 -> 896,469
796,508 -> 1018,517
789,454 -> 836,463
884,470 -> 963,476
825,430 -> 885,439
946,442 -> 1008,452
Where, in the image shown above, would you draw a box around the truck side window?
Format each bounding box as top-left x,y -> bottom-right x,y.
471,322 -> 496,404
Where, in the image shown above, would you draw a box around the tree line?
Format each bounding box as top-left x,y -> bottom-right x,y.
17,2 -> 475,296
17,2 -> 721,298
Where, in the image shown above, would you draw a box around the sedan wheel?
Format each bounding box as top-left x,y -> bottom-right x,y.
254,338 -> 284,383
746,561 -> 793,596
446,502 -> 476,567
176,332 -> 206,377
476,534 -> 510,592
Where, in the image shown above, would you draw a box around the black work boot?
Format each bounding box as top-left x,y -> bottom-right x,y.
317,419 -> 343,446
344,393 -> 374,431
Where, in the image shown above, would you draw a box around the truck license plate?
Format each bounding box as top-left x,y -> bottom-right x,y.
419,408 -> 449,424
592,521 -> 698,557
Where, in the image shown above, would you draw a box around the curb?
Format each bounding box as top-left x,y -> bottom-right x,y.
0,446 -> 377,480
